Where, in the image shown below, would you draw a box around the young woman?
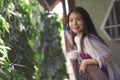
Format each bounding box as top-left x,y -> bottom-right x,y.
68,7 -> 120,80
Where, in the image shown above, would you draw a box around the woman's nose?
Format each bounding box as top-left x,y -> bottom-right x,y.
73,20 -> 77,25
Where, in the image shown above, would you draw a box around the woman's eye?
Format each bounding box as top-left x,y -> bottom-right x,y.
69,20 -> 73,22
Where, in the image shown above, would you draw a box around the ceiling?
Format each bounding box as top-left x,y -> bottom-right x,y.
39,0 -> 61,10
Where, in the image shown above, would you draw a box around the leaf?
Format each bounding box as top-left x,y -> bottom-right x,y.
0,15 -> 10,33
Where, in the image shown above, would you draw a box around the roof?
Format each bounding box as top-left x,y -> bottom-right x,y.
39,0 -> 61,10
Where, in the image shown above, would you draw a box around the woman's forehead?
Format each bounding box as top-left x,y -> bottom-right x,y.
69,12 -> 82,18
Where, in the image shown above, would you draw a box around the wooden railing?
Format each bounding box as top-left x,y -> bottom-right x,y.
87,65 -> 109,80
70,59 -> 109,80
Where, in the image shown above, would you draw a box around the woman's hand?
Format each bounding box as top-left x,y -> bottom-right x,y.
79,59 -> 99,74
79,60 -> 87,74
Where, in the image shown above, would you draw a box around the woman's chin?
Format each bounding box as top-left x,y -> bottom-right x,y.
73,30 -> 79,33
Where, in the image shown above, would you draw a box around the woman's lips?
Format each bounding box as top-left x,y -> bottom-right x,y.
73,27 -> 80,30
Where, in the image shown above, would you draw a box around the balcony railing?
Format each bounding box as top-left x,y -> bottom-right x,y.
87,65 -> 109,80
70,59 -> 109,80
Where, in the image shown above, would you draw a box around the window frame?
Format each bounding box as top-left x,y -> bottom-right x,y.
101,0 -> 120,41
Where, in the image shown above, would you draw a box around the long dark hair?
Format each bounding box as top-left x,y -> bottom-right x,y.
68,7 -> 105,53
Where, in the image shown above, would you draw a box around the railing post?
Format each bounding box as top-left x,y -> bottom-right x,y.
66,50 -> 79,80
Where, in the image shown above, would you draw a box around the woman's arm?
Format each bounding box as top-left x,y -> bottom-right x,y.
79,59 -> 99,74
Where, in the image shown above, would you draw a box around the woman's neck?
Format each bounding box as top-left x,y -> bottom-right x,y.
77,32 -> 83,39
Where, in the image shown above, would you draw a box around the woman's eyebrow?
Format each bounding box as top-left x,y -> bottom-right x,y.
69,18 -> 72,19
76,16 -> 81,18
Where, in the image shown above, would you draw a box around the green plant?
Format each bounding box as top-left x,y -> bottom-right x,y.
0,0 -> 37,79
0,13 -> 27,80
38,12 -> 68,80
0,0 -> 68,79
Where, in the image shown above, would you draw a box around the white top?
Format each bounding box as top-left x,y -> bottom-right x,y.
74,34 -> 110,68
74,34 -> 120,80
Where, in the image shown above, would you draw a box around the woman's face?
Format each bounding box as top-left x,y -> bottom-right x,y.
69,12 -> 84,34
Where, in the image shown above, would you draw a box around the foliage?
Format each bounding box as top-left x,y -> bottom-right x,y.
0,0 -> 36,79
0,0 -> 68,80
38,12 -> 68,80
0,13 -> 27,80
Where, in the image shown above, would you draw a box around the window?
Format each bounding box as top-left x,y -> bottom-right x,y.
102,0 -> 120,41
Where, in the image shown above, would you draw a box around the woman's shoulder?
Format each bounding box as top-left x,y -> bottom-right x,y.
84,34 -> 101,42
74,34 -> 102,44
83,34 -> 104,47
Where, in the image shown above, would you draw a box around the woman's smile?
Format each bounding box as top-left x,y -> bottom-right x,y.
73,26 -> 80,30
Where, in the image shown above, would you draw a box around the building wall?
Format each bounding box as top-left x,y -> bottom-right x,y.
75,0 -> 120,66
